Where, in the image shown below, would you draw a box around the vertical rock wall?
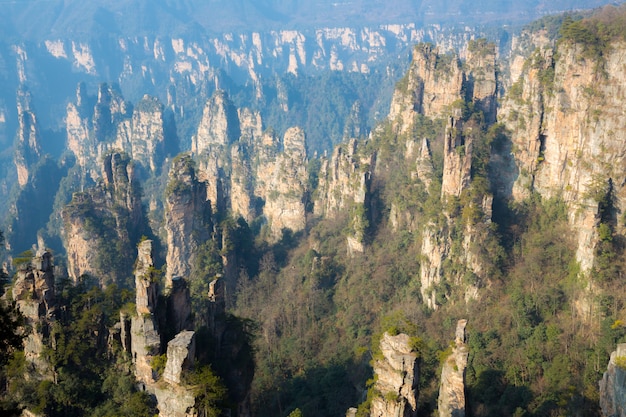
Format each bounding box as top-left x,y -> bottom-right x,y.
600,344 -> 626,417
369,332 -> 419,417
438,320 -> 469,417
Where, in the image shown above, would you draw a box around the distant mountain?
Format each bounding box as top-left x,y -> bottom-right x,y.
1,0 -> 622,40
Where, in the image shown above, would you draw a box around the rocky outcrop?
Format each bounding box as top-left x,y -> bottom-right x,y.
600,343 -> 626,417
128,242 -> 199,417
315,138 -> 372,217
116,94 -> 166,173
164,154 -> 212,287
192,90 -> 240,154
163,331 -> 196,385
14,87 -> 41,187
131,240 -> 161,384
256,127 -> 309,240
389,43 -> 464,134
441,117 -> 473,198
438,320 -> 469,417
66,84 -> 168,179
500,38 -> 626,320
66,83 -> 130,179
384,42 -> 498,307
62,152 -> 143,286
466,40 -> 497,124
11,250 -> 55,374
369,332 -> 419,417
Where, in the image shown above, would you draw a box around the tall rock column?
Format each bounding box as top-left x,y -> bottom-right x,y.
256,127 -> 308,241
164,154 -> 212,287
11,250 -> 55,374
369,332 -> 419,417
131,239 -> 161,385
14,87 -> 41,187
438,320 -> 469,417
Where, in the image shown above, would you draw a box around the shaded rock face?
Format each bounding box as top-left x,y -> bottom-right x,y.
438,320 -> 469,417
601,344 -> 626,417
62,152 -> 143,286
167,277 -> 192,334
370,332 -> 419,417
11,251 -> 55,373
164,154 -> 212,287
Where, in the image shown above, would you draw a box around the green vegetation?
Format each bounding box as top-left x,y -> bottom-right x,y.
1,276 -> 153,417
559,5 -> 626,62
185,365 -> 227,417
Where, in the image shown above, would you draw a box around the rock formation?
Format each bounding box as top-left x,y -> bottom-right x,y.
115,94 -> 166,173
192,90 -> 240,154
62,152 -> 143,286
129,241 -> 198,417
14,87 -> 41,187
438,320 -> 469,417
500,36 -> 626,319
389,43 -> 464,134
256,127 -> 309,240
11,250 -> 55,374
369,332 -> 419,417
600,343 -> 626,417
164,154 -> 212,287
441,117 -> 472,198
163,331 -> 196,385
386,42 -> 498,307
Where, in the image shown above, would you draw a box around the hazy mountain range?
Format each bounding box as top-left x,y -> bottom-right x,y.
1,0 -> 621,39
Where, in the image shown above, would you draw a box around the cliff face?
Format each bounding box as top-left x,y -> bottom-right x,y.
389,43 -> 464,133
116,95 -> 166,173
193,91 -> 240,154
14,87 -> 41,187
369,332 -> 419,417
11,250 -> 55,374
438,320 -> 469,417
384,42 -> 497,308
62,152 -> 143,286
256,127 -> 308,240
600,344 -> 626,417
500,39 -> 626,318
66,84 -> 167,180
164,154 -> 212,287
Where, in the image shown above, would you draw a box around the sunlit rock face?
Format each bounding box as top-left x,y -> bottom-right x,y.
438,320 -> 469,417
369,332 -> 419,417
